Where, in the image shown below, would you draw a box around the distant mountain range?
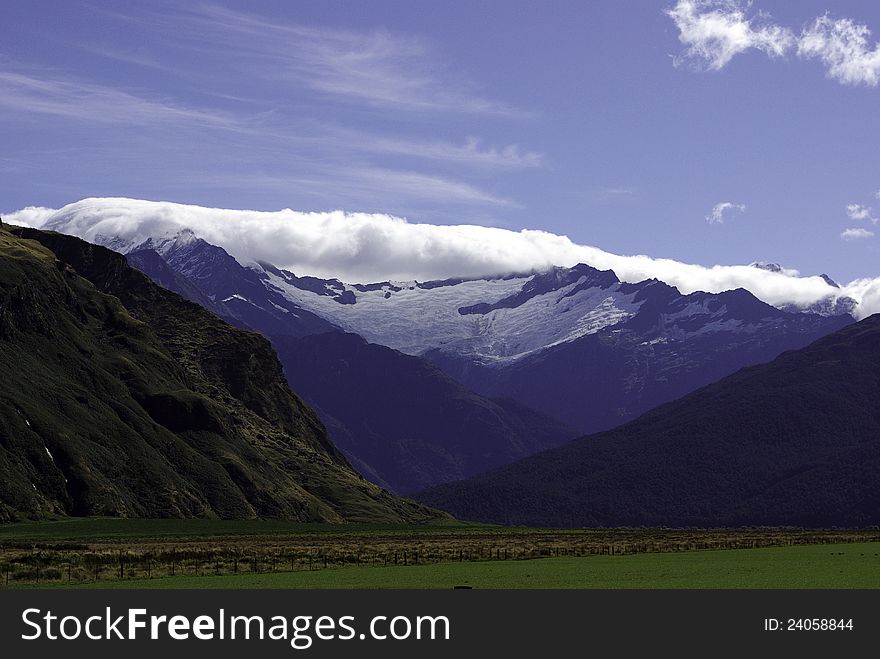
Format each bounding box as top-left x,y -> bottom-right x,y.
415,313 -> 880,527
122,233 -> 578,493
0,226 -> 440,523
23,214 -> 860,511
112,229 -> 851,435
424,278 -> 853,432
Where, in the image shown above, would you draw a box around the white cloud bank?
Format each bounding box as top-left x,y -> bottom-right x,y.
5,197 -> 876,318
3,206 -> 57,228
667,1 -> 880,86
666,0 -> 793,70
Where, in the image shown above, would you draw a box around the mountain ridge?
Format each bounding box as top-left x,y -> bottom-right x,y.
414,313 -> 880,527
1,225 -> 440,523
123,239 -> 578,494
95,227 -> 854,435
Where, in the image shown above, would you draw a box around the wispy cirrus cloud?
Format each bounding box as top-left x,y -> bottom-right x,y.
174,164 -> 516,216
136,4 -> 524,117
598,187 -> 637,196
331,132 -> 543,169
666,1 -> 880,87
579,187 -> 639,204
1,4 -> 538,219
73,43 -> 181,76
0,70 -> 244,130
0,66 -> 538,175
0,75 -> 527,217
841,227 -> 874,241
337,166 -> 516,207
706,201 -> 746,224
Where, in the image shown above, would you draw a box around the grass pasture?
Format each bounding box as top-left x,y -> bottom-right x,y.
1,520 -> 878,589
64,543 -> 880,589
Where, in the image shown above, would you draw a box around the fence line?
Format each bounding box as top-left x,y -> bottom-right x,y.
2,530 -> 878,586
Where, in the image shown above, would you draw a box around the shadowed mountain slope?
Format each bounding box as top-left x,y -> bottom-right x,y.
415,314 -> 880,528
274,331 -> 579,494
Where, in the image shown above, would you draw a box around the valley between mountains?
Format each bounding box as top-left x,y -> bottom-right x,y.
1,201 -> 876,527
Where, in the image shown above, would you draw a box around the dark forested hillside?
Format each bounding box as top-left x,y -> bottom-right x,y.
416,314 -> 880,527
274,331 -> 578,493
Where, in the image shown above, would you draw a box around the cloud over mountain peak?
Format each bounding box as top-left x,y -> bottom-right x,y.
7,196 -> 869,317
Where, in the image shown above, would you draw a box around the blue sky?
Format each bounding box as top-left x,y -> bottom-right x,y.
2,0 -> 880,281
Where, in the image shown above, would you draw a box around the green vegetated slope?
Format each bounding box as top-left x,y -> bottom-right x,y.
48,543 -> 880,589
0,226 -> 440,524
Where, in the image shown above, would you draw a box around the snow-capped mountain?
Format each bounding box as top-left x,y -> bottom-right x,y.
116,233 -> 579,493
749,261 -> 787,274
123,231 -> 339,338
749,261 -> 856,316
111,228 -> 853,434
262,263 -> 642,362
124,233 -> 851,380
257,257 -> 853,373
427,280 -> 853,432
31,211 -> 855,436
91,222 -> 645,362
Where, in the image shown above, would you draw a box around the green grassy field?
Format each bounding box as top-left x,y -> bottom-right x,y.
2,521 -> 878,589
28,542 -> 880,589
